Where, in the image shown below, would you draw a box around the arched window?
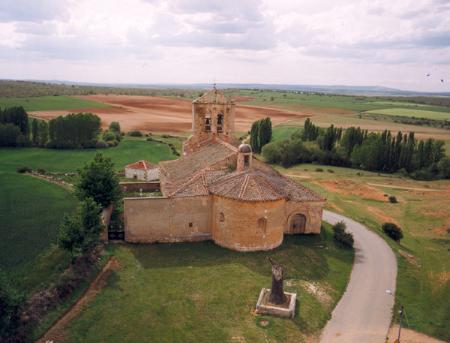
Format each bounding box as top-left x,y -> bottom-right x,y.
219,212 -> 225,222
258,217 -> 267,233
217,113 -> 224,133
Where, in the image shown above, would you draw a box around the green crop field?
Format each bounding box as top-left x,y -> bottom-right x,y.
62,226 -> 353,343
364,108 -> 450,120
274,164 -> 450,341
0,95 -> 109,112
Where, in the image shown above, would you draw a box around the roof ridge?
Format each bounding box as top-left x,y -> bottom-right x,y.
238,174 -> 250,199
169,170 -> 206,197
216,138 -> 238,152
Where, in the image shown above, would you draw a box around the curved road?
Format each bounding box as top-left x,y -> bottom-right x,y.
320,210 -> 397,343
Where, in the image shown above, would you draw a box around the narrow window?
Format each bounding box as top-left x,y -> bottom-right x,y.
205,115 -> 211,132
217,114 -> 224,133
244,155 -> 250,167
219,212 -> 225,222
189,222 -> 193,228
258,217 -> 267,233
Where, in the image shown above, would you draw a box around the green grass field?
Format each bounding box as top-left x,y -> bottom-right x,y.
273,164 -> 450,340
0,95 -> 109,112
62,226 -> 353,343
364,108 -> 450,120
0,138 -> 177,294
0,137 -> 177,173
0,172 -> 76,293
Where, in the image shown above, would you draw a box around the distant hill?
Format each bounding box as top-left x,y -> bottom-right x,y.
35,80 -> 450,97
1,79 -> 449,98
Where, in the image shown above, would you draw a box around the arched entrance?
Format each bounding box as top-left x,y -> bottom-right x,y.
290,213 -> 306,234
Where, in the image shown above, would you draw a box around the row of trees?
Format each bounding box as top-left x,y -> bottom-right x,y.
48,113 -> 101,149
249,117 -> 272,153
262,120 -> 449,180
0,106 -> 30,147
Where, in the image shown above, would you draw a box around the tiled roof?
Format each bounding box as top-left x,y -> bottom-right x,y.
159,140 -> 236,186
161,140 -> 324,203
193,87 -> 232,105
125,160 -> 153,170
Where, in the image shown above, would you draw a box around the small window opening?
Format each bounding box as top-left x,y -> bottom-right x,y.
257,217 -> 267,233
189,222 -> 193,228
217,114 -> 224,133
244,155 -> 250,167
219,212 -> 225,222
205,115 -> 211,132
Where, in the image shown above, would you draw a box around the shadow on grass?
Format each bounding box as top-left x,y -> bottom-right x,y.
126,227 -> 349,283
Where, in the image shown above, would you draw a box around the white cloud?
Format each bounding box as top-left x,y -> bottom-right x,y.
0,0 -> 449,91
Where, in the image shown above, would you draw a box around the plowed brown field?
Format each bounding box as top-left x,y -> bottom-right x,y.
30,95 -> 310,133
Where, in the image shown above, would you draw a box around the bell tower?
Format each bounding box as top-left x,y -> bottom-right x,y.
183,86 -> 236,155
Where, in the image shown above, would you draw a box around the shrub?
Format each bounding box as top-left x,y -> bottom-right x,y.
388,196 -> 398,203
382,222 -> 403,242
332,221 -> 354,249
16,166 -> 32,173
107,140 -> 118,147
102,131 -> 117,142
109,121 -> 121,133
315,168 -> 323,172
37,168 -> 46,174
128,130 -> 143,137
327,169 -> 335,173
95,140 -> 108,149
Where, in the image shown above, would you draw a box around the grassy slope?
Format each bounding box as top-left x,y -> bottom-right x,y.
63,226 -> 353,343
273,163 -> 450,341
0,138 -> 177,294
0,95 -> 109,111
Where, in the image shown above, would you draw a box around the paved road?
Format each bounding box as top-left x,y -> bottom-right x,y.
320,210 -> 397,343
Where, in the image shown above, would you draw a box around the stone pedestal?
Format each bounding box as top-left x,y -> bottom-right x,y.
255,288 -> 297,318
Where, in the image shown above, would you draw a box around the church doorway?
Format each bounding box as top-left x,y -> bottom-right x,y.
290,213 -> 306,234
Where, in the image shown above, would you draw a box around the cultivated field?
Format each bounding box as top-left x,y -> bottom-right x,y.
30,94 -> 310,133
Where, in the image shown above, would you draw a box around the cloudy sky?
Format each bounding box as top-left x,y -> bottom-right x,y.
0,0 -> 449,91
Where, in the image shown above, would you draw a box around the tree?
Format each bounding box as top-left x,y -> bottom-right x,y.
0,270 -> 23,339
332,221 -> 354,248
0,106 -> 29,138
38,120 -> 49,147
250,120 -> 260,153
76,153 -> 121,207
31,119 -> 39,146
301,118 -> 319,141
57,197 -> 104,259
79,197 -> 103,252
109,121 -> 121,133
0,123 -> 21,146
57,214 -> 84,260
382,222 -> 403,242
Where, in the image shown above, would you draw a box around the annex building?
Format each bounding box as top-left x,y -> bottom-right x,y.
123,87 -> 325,251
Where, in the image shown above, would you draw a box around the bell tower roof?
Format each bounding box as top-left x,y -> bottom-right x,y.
193,87 -> 233,105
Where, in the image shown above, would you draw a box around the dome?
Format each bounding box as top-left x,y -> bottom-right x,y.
238,143 -> 252,153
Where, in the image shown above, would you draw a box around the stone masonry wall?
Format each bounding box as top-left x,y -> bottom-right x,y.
124,196 -> 212,243
211,195 -> 285,251
283,201 -> 325,234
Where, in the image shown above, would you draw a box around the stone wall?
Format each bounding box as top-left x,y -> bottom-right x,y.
124,196 -> 212,243
120,181 -> 160,193
211,195 -> 285,251
125,167 -> 159,181
283,200 -> 325,234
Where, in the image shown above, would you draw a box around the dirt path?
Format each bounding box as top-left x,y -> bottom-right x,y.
36,257 -> 120,343
387,325 -> 446,343
320,210 -> 397,343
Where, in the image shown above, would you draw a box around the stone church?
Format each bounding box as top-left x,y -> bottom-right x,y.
123,87 -> 325,251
